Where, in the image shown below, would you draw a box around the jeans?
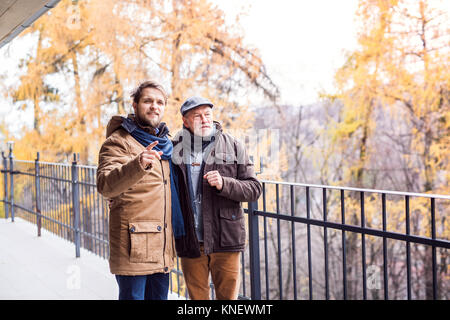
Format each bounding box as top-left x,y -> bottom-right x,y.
115,273 -> 169,300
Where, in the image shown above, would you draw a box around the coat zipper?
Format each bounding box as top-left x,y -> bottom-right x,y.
161,159 -> 167,270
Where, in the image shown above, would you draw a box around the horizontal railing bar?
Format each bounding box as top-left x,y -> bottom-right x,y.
38,174 -> 71,182
77,164 -> 97,169
16,160 -> 71,167
12,171 -> 72,182
171,269 -> 183,276
13,171 -> 95,186
12,203 -> 39,216
78,182 -> 97,187
255,210 -> 450,248
13,171 -> 96,187
13,203 -> 73,230
40,215 -> 73,232
77,230 -> 109,243
13,160 -> 35,164
13,204 -> 108,244
9,164 -> 450,199
10,171 -> 35,177
13,160 -> 93,169
260,180 -> 450,200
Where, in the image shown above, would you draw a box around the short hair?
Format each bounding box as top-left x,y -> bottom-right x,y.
130,80 -> 168,105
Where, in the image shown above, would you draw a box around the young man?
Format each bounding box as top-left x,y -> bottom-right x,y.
96,80 -> 184,300
172,96 -> 262,300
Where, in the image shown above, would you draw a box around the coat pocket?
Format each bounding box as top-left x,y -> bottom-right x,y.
219,208 -> 245,247
129,221 -> 163,263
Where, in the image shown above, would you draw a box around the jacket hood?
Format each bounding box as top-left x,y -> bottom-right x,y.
105,114 -> 170,138
106,115 -> 125,138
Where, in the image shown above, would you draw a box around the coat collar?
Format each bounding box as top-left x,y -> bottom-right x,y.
105,114 -> 169,138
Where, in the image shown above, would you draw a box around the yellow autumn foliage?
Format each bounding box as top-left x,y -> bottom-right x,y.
3,0 -> 279,166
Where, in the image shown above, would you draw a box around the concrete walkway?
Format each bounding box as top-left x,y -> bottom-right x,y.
0,217 -> 181,300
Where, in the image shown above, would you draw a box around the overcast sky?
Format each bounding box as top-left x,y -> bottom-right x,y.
214,0 -> 360,105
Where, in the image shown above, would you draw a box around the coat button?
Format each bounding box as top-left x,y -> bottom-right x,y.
157,226 -> 162,231
130,226 -> 135,233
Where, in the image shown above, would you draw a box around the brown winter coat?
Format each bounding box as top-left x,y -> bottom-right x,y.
172,122 -> 262,258
96,115 -> 175,275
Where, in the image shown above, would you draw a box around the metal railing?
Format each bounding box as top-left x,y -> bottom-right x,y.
244,181 -> 449,300
1,152 -> 110,257
1,150 -> 449,300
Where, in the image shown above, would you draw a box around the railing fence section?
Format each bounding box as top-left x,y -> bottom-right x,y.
1,152 -> 449,300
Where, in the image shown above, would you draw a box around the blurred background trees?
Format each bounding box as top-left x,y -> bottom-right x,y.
1,0 -> 279,164
258,0 -> 449,299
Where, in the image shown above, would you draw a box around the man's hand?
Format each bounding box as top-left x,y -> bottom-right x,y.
203,170 -> 223,191
140,141 -> 163,169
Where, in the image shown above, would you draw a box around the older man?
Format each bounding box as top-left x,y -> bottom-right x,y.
172,96 -> 262,300
96,80 -> 184,300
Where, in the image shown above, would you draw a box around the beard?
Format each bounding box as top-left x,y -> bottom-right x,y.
136,110 -> 161,128
193,125 -> 213,137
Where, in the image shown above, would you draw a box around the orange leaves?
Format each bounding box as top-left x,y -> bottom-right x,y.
331,0 -> 449,196
3,0 -> 279,165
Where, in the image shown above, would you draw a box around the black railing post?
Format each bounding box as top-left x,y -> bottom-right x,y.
72,153 -> 81,258
361,191 -> 367,300
276,184 -> 282,299
306,186 -> 313,300
382,193 -> 388,300
8,143 -> 14,222
323,188 -> 329,300
290,185 -> 297,300
405,195 -> 411,300
2,152 -> 8,219
341,189 -> 347,300
248,200 -> 261,300
35,152 -> 42,237
430,198 -> 437,300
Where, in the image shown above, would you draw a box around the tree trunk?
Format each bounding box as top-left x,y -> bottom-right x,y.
70,50 -> 89,164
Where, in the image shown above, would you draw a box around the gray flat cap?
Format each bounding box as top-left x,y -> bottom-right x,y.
180,96 -> 213,116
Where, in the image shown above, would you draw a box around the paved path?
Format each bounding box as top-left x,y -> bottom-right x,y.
0,217 -> 181,300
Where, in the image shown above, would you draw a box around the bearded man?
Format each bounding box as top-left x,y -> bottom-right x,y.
97,80 -> 184,300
